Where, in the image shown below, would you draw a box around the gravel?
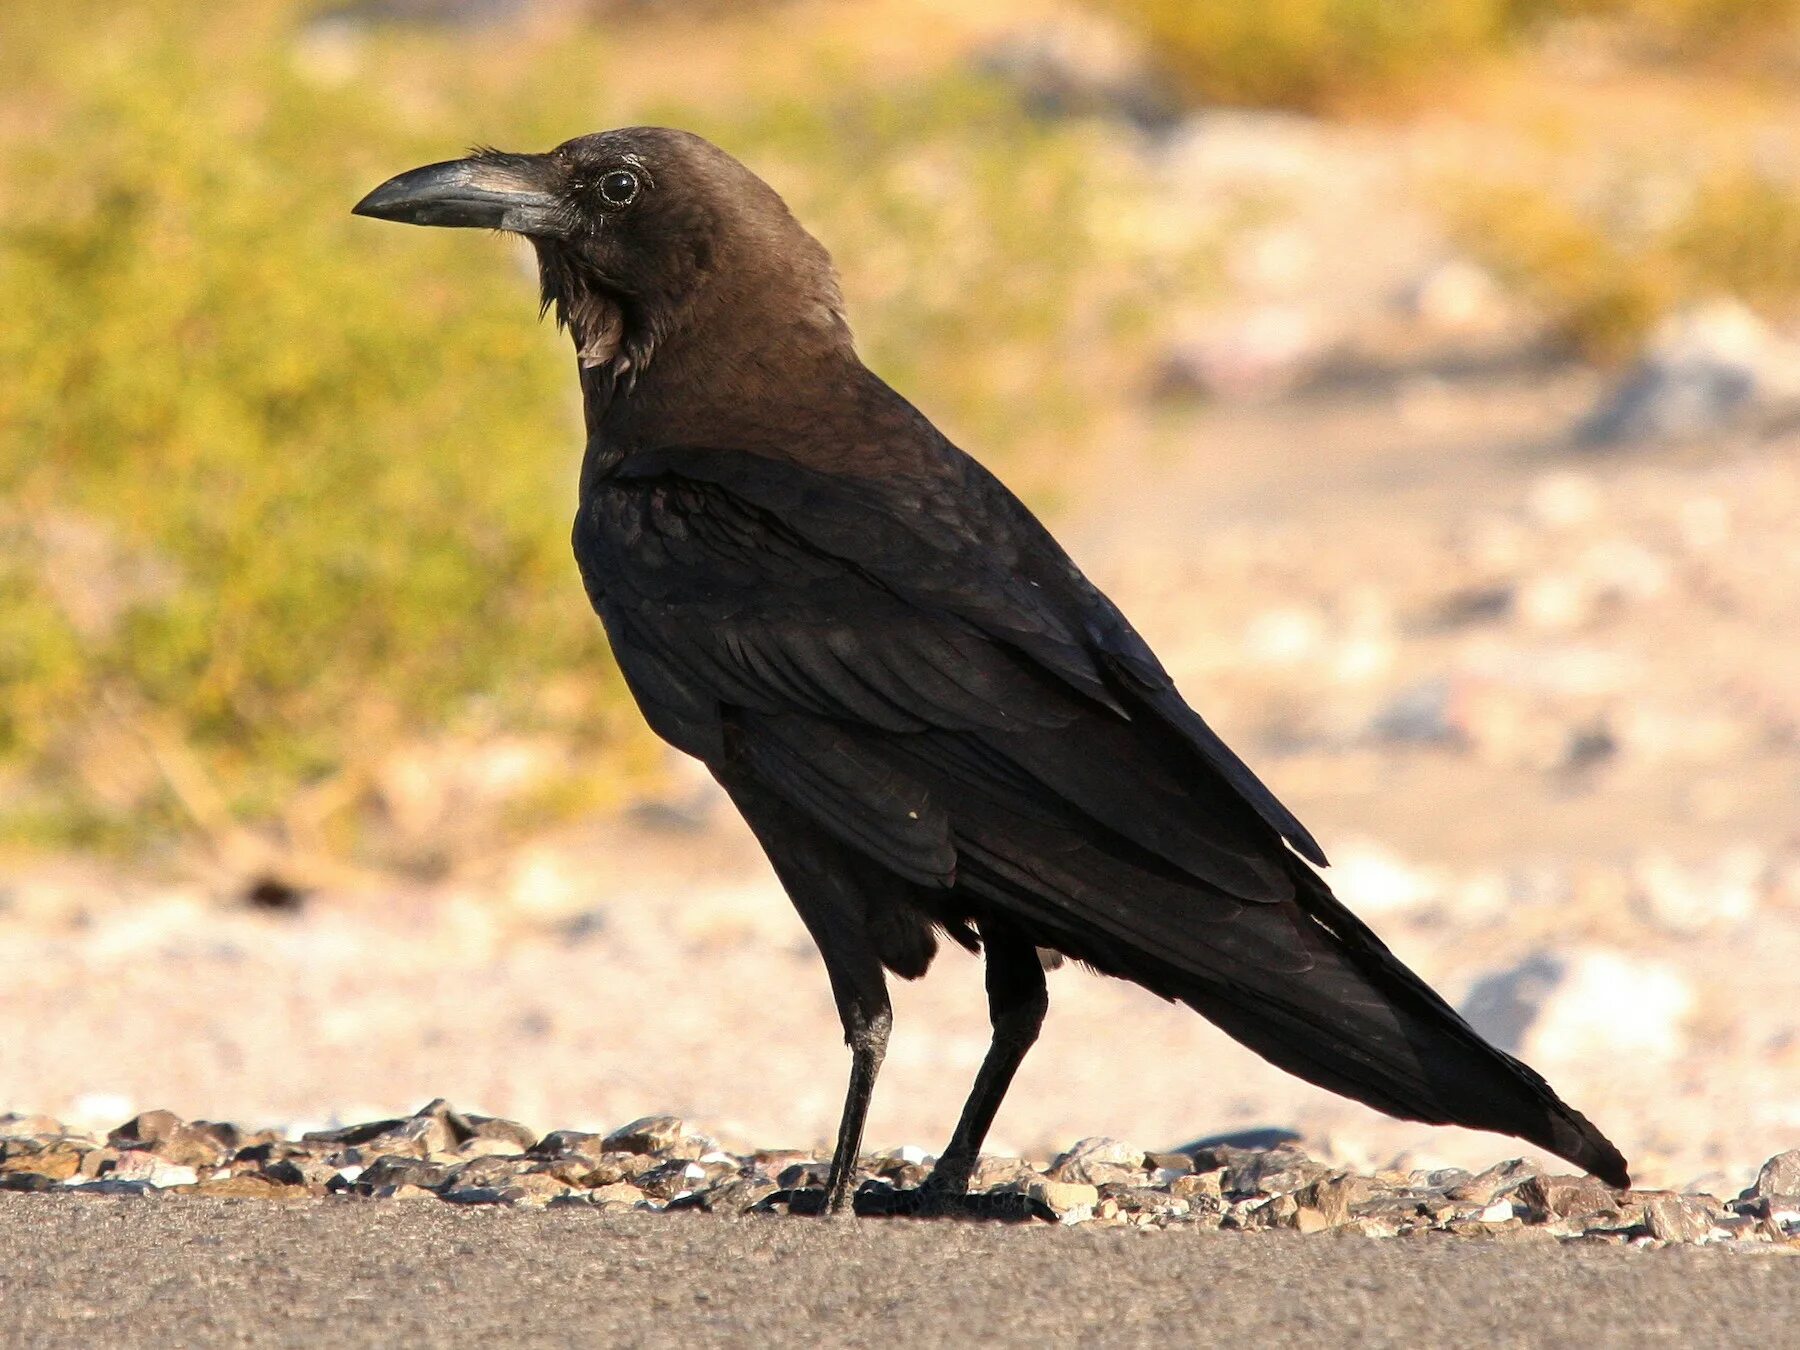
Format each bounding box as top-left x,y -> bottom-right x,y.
2,1101 -> 1796,1249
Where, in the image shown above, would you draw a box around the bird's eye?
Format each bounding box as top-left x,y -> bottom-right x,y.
599,169 -> 640,207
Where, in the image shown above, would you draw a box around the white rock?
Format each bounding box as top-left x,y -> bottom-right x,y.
1161,305 -> 1325,401
1052,1137 -> 1142,1171
1405,259 -> 1506,335
1242,606 -> 1325,665
1462,948 -> 1694,1065
1632,848 -> 1763,935
109,1152 -> 198,1188
1326,839 -> 1443,917
68,1093 -> 135,1131
505,847 -> 594,922
1527,471 -> 1601,529
1579,300 -> 1800,446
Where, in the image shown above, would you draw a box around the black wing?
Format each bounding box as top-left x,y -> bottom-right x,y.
574,441 -> 1628,1187
581,442 -> 1321,870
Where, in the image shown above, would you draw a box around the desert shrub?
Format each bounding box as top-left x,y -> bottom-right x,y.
1101,0 -> 1513,112
1444,183 -> 1672,361
0,3 -> 628,851
1509,0 -> 1800,50
1671,173 -> 1800,308
1446,171 -> 1800,359
1099,0 -> 1800,113
0,2 -> 1210,857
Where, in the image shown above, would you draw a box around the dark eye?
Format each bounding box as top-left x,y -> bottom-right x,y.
599,168 -> 640,207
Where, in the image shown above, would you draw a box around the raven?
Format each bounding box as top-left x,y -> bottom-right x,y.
355,128 -> 1629,1215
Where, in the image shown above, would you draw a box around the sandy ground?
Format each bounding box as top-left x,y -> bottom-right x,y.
0,1198 -> 1794,1349
5,374 -> 1800,1197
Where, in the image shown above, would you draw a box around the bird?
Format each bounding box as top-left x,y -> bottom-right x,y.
353,127 -> 1630,1216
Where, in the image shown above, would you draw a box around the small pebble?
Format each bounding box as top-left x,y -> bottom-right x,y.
0,1099 -> 1787,1245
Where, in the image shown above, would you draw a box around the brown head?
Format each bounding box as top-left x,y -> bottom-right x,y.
354,128 -> 853,417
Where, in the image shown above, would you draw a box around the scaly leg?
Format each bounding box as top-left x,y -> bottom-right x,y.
855,922 -> 1050,1220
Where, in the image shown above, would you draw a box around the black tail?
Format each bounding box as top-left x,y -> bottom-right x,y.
959,833 -> 1631,1189
1177,865 -> 1631,1188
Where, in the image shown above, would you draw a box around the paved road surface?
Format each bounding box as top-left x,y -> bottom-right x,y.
1,1197 -> 1794,1347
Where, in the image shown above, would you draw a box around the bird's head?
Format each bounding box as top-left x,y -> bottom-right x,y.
354,127 -> 849,396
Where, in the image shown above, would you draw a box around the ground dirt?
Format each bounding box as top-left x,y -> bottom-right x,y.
0,1198 -> 1794,1348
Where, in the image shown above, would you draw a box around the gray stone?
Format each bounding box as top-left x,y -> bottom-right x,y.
0,1171 -> 59,1193
0,1142 -> 86,1182
191,1174 -> 310,1200
108,1111 -> 234,1169
530,1130 -> 606,1160
1643,1192 -> 1719,1244
0,1114 -> 67,1139
261,1157 -> 340,1188
1222,1149 -> 1330,1198
1049,1137 -> 1145,1186
1751,1150 -> 1800,1203
1578,301 -> 1800,447
1448,1159 -> 1541,1206
446,1155 -> 534,1189
1143,1152 -> 1193,1176
1102,1185 -> 1180,1214
1234,1194 -> 1301,1231
355,1155 -> 453,1192
1024,1179 -> 1098,1219
1171,1170 -> 1224,1205
1295,1174 -> 1373,1228
603,1116 -> 708,1159
440,1186 -> 511,1205
1516,1174 -> 1625,1224
303,1100 -> 459,1159
107,1151 -> 198,1188
588,1181 -> 649,1207
976,20 -> 1177,133
459,1113 -> 538,1151
968,1156 -> 1036,1191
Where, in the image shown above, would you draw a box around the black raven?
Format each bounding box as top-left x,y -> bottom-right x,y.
354,128 -> 1630,1215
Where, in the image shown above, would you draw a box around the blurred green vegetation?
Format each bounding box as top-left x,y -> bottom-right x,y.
7,0 -> 1797,863
1447,171 -> 1800,360
0,0 -> 1209,860
1104,0 -> 1515,112
1103,0 -> 1800,112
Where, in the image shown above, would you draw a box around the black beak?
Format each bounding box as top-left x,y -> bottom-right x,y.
352,154 -> 564,236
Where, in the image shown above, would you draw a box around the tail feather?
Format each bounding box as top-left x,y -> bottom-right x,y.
957,831 -> 1631,1189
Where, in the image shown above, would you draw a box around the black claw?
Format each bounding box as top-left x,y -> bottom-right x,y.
851,1183 -> 1052,1222
759,1187 -> 834,1216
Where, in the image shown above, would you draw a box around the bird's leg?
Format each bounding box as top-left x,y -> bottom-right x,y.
820,1000 -> 890,1212
853,924 -> 1051,1220
714,772 -> 896,1217
767,986 -> 891,1216
767,975 -> 891,1217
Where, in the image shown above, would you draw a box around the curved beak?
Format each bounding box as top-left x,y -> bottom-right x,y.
352,153 -> 564,236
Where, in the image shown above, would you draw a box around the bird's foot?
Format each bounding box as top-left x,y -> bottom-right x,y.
758,1187 -> 840,1217
851,1183 -> 1052,1222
